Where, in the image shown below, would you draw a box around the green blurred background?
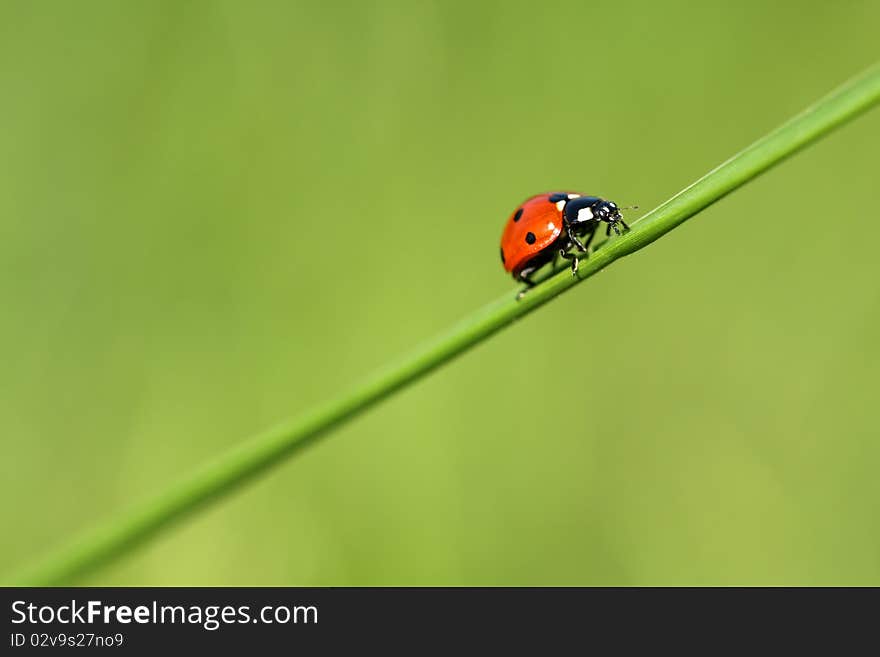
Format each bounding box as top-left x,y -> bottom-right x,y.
1,0 -> 879,585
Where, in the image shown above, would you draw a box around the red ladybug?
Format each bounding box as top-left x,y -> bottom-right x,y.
499,192 -> 631,296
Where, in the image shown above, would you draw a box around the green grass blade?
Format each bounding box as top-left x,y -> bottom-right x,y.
8,61 -> 880,586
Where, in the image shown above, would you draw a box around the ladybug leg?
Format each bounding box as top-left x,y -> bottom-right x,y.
567,229 -> 588,252
606,220 -> 626,237
567,222 -> 599,254
515,268 -> 538,300
559,249 -> 579,275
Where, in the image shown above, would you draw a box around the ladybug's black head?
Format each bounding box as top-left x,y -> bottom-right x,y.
591,199 -> 632,237
592,200 -> 621,223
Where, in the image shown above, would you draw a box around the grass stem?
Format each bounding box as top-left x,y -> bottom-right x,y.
8,61 -> 880,586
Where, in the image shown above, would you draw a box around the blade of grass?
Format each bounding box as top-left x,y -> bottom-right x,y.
8,61 -> 880,586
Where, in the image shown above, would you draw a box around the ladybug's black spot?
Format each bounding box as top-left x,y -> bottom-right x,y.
513,208 -> 524,222
525,232 -> 537,245
500,247 -> 505,264
548,193 -> 567,203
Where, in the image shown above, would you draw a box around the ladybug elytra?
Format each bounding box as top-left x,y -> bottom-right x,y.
499,192 -> 632,298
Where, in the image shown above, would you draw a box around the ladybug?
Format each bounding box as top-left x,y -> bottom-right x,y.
499,192 -> 632,297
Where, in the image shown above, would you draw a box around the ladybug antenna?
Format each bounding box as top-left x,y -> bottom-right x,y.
619,204 -> 639,211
